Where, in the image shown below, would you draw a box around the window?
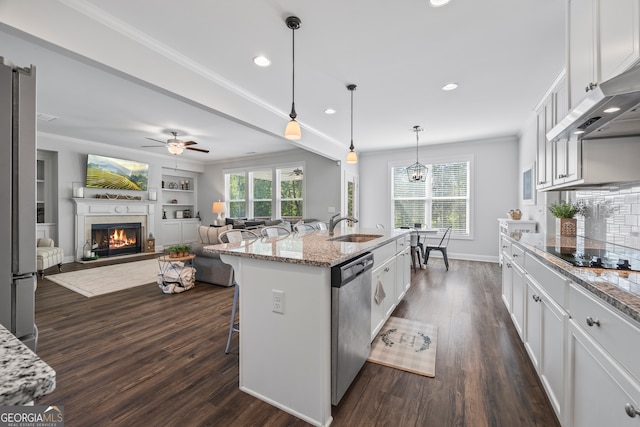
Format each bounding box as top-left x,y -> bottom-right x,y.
225,165 -> 304,219
227,172 -> 246,217
391,159 -> 470,236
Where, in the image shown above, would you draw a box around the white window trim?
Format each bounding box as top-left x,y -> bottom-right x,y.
389,154 -> 474,241
223,162 -> 307,219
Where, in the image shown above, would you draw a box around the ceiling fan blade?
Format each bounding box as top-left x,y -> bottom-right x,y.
186,147 -> 210,153
182,140 -> 198,146
145,137 -> 167,144
141,145 -> 165,148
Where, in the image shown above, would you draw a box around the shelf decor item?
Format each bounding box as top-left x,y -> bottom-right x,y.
549,201 -> 583,236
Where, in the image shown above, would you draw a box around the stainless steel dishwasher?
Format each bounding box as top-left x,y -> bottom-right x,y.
331,252 -> 374,405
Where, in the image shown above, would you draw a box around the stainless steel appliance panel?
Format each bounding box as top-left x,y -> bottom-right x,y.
331,252 -> 374,405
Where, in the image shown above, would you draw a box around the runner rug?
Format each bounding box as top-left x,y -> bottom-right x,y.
368,316 -> 438,377
46,259 -> 159,298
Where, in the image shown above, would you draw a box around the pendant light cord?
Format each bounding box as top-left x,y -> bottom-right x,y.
350,87 -> 354,149
290,26 -> 296,118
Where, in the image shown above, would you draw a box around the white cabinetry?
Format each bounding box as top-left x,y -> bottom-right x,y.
568,0 -> 640,109
370,235 -> 412,340
497,219 -> 537,266
161,170 -> 199,246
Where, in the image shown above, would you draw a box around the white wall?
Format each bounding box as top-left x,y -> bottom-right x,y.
37,132 -> 205,261
198,148 -> 343,226
359,136 -> 519,262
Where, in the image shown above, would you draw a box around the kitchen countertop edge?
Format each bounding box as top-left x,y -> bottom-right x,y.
505,234 -> 640,324
204,228 -> 411,267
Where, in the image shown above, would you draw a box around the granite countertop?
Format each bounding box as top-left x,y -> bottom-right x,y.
204,227 -> 410,267
0,325 -> 56,405
507,232 -> 640,324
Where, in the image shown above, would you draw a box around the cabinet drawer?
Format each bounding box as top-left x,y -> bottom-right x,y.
524,252 -> 568,306
396,235 -> 410,253
511,244 -> 525,268
500,236 -> 512,255
372,241 -> 396,266
569,283 -> 640,382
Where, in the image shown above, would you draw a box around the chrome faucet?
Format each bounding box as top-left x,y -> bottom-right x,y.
329,212 -> 359,236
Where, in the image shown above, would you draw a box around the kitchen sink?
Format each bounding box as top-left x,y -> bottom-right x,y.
327,234 -> 383,243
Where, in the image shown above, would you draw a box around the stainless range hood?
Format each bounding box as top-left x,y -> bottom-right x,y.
547,65 -> 640,142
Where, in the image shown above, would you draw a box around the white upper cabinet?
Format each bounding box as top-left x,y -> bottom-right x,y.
568,0 -> 640,109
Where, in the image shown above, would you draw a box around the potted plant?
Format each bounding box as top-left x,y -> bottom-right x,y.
167,245 -> 180,258
549,201 -> 584,236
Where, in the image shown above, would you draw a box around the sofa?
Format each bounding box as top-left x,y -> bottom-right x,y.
191,225 -> 235,287
36,238 -> 63,278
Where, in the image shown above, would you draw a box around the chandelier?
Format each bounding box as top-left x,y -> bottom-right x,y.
406,125 -> 427,182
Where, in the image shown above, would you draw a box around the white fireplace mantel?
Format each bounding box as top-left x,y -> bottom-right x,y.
73,198 -> 156,260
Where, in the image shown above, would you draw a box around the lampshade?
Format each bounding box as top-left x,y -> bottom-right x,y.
167,143 -> 184,155
285,119 -> 302,140
346,150 -> 358,164
212,201 -> 225,214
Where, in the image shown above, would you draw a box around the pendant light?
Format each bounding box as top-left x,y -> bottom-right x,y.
406,125 -> 428,182
346,84 -> 358,164
284,16 -> 302,140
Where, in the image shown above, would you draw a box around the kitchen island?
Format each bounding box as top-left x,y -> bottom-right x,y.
205,227 -> 410,427
0,324 -> 56,405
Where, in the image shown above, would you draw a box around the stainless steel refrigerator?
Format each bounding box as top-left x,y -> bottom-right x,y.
0,57 -> 38,351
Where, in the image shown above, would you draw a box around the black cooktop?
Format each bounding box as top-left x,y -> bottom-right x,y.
546,246 -> 639,271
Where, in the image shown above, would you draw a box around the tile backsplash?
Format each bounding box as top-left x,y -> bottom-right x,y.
575,181 -> 640,250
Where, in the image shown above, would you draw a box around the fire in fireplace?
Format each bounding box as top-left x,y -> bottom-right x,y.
91,222 -> 142,258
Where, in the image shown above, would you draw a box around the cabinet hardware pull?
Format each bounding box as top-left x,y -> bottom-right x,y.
585,82 -> 598,92
502,245 -> 508,248
513,253 -> 518,257
586,317 -> 601,327
506,263 -> 511,268
538,181 -> 547,185
384,267 -> 390,272
626,403 -> 640,418
532,295 -> 541,302
558,174 -> 567,178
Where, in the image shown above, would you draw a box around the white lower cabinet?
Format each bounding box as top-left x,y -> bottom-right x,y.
370,236 -> 411,340
501,236 -> 640,426
511,262 -> 526,340
568,321 -> 640,427
524,276 -> 568,422
162,219 -> 200,246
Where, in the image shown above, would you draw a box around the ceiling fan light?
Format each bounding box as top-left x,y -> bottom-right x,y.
285,119 -> 302,140
167,143 -> 184,155
346,150 -> 358,164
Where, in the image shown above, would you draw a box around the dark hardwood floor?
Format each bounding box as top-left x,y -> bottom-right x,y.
34,257 -> 560,427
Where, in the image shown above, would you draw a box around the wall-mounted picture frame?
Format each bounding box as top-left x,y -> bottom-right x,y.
522,162 -> 536,205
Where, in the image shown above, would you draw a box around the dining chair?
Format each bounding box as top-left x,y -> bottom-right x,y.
218,229 -> 259,354
294,223 -> 316,234
375,224 -> 385,229
260,226 -> 291,238
409,231 -> 424,270
423,226 -> 452,270
315,222 -> 328,231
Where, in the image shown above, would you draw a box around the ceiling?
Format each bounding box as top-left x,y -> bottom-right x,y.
0,0 -> 566,163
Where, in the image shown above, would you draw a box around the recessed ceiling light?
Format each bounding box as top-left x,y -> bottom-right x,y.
253,56 -> 271,67
603,107 -> 621,113
442,82 -> 458,91
429,0 -> 451,7
324,108 -> 336,115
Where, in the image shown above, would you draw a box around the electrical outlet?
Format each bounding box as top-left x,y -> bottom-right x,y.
328,206 -> 336,213
272,290 -> 285,314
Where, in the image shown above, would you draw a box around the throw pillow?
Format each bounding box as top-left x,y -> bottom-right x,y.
198,225 -> 231,244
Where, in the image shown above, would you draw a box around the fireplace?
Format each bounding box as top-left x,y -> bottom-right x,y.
91,222 -> 142,258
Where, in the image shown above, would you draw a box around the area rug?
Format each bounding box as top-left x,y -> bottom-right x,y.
368,316 -> 438,377
46,259 -> 159,298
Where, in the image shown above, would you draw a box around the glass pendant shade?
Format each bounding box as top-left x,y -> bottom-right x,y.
167,143 -> 184,155
346,149 -> 358,163
285,118 -> 301,140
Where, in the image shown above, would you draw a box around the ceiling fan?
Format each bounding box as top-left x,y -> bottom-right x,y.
143,131 -> 210,155
288,168 -> 303,179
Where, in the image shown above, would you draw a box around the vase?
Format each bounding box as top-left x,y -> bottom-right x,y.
558,218 -> 577,237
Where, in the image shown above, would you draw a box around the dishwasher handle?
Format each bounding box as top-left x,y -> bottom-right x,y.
331,253 -> 374,288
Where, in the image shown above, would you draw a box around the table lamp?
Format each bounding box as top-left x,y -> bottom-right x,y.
212,201 -> 226,226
